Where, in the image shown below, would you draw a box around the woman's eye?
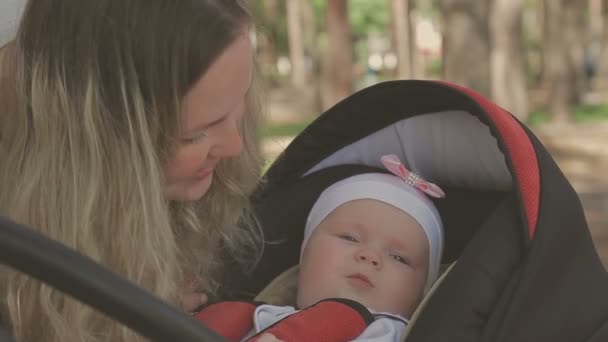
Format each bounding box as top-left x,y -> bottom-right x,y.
338,234 -> 358,242
181,113 -> 230,145
182,130 -> 208,145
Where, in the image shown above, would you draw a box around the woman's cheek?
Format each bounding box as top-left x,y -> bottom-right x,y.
167,147 -> 204,180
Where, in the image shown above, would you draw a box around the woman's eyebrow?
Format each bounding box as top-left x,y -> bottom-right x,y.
186,114 -> 227,134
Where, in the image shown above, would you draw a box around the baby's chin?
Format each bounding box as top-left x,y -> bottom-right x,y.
331,295 -> 411,318
297,292 -> 373,310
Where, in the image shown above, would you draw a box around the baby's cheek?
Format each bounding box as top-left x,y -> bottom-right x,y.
385,270 -> 424,315
309,241 -> 341,271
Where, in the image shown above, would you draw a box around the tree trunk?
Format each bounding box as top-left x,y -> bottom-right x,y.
588,0 -> 603,90
564,0 -> 588,101
532,0 -> 545,87
489,0 -> 528,120
323,0 -> 354,109
543,0 -> 574,124
438,0 -> 491,97
594,0 -> 608,91
286,0 -> 307,87
301,0 -> 323,112
390,0 -> 413,79
256,0 -> 280,80
590,0 -> 603,40
409,4 -> 425,79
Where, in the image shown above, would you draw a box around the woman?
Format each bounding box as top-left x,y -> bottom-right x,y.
0,0 -> 263,340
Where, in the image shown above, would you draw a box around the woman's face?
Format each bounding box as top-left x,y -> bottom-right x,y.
165,34 -> 253,201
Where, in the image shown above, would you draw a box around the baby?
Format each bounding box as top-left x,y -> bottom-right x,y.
197,155 -> 444,342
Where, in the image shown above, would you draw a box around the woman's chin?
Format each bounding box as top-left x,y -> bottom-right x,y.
167,175 -> 213,202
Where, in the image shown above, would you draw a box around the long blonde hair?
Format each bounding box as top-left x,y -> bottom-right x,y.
0,0 -> 262,340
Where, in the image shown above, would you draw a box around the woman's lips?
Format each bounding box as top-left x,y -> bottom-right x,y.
194,167 -> 214,179
347,273 -> 374,288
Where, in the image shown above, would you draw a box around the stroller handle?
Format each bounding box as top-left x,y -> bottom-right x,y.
0,216 -> 224,342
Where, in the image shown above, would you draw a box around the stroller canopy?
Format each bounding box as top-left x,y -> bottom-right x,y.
224,80 -> 608,341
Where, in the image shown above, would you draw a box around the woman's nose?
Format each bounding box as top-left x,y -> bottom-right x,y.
214,119 -> 243,158
355,248 -> 382,268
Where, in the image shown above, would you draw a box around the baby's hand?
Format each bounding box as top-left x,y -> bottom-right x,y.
178,278 -> 208,313
253,333 -> 284,342
179,290 -> 208,313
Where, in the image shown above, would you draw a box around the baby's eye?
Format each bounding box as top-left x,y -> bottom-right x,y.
338,234 -> 359,242
390,254 -> 410,265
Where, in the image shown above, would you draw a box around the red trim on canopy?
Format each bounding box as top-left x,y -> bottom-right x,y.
437,81 -> 539,240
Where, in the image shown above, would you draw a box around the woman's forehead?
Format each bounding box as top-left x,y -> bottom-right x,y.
181,34 -> 253,131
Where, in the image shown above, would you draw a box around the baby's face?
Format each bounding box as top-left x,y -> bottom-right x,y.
297,199 -> 429,317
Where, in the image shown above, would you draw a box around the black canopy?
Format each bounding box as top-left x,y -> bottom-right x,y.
224,80 -> 608,341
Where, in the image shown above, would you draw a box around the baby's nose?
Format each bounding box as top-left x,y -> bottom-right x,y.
356,249 -> 382,268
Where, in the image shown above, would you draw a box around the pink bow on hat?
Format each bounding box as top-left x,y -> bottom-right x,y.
381,154 -> 446,198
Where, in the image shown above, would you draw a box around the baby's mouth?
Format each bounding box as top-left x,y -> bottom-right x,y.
347,273 -> 374,288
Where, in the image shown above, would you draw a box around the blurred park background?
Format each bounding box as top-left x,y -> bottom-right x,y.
0,0 -> 605,267
251,0 -> 608,267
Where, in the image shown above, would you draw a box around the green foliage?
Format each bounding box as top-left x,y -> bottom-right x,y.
527,104 -> 608,126
311,0 -> 390,39
313,0 -> 326,26
252,0 -> 289,55
260,120 -> 312,138
349,0 -> 390,38
426,57 -> 442,77
415,0 -> 440,17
